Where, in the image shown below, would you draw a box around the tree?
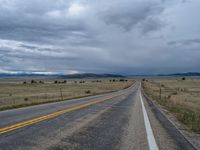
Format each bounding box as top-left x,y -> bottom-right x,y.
31,80 -> 37,84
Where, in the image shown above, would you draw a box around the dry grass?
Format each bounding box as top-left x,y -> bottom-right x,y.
0,79 -> 134,111
142,78 -> 200,133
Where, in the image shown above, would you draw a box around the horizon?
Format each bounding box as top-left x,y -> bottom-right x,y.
0,70 -> 200,76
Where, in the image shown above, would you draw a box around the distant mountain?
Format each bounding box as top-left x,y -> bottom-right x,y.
0,73 -> 62,80
0,73 -> 60,77
158,72 -> 200,76
0,73 -> 125,79
62,73 -> 125,79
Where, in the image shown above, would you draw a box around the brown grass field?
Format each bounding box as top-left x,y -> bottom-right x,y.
142,78 -> 200,133
0,78 -> 134,111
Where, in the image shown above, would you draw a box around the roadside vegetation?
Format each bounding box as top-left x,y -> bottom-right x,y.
142,78 -> 200,133
0,79 -> 133,111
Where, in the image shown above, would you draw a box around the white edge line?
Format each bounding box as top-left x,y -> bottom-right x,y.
139,84 -> 159,150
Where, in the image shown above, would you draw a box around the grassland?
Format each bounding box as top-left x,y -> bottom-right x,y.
0,78 -> 133,111
142,78 -> 200,133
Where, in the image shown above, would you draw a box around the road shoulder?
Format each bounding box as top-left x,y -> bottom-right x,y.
142,89 -> 198,150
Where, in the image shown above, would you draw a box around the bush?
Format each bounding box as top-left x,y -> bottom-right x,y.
85,90 -> 91,94
182,77 -> 186,80
31,80 -> 37,84
24,98 -> 29,101
172,91 -> 178,95
54,80 -> 58,84
39,81 -> 44,84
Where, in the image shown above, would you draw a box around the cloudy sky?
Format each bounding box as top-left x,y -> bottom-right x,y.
0,0 -> 200,75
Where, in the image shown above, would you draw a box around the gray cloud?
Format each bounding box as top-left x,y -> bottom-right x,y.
97,0 -> 165,31
0,0 -> 200,74
168,38 -> 200,46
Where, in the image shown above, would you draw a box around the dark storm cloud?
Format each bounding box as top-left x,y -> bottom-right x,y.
99,0 -> 165,31
0,0 -> 200,74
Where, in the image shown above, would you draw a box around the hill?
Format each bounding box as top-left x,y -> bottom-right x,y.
63,73 -> 125,79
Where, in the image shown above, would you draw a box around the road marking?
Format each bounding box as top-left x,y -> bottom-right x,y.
139,90 -> 159,150
0,93 -> 125,135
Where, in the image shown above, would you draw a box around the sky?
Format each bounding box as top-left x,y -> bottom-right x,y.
0,0 -> 200,75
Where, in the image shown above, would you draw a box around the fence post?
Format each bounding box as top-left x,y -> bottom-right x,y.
60,88 -> 64,101
159,84 -> 162,100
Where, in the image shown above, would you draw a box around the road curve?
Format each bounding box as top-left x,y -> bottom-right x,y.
0,82 -> 195,150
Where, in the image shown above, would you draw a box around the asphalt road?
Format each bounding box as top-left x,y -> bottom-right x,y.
0,82 -> 196,150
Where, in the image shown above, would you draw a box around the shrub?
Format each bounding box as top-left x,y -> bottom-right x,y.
24,98 -> 29,101
172,91 -> 178,95
182,77 -> 186,80
85,90 -> 91,94
54,80 -> 58,84
39,81 -> 44,84
31,80 -> 37,84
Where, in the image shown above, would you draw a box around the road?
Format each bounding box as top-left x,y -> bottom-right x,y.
0,82 -> 196,150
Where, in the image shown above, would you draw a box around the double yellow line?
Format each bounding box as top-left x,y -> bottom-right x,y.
0,93 -> 124,135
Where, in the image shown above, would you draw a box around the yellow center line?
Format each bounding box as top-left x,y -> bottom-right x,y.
0,93 -> 125,135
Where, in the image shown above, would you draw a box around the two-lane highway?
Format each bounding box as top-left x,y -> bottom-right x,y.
0,82 -> 194,150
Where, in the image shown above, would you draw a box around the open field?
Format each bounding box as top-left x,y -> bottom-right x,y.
142,78 -> 200,133
0,78 -> 134,111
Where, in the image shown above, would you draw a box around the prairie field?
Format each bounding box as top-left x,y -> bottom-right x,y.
142,78 -> 200,133
0,78 -> 133,111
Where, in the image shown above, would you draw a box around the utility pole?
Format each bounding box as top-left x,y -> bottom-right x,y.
60,88 -> 64,101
